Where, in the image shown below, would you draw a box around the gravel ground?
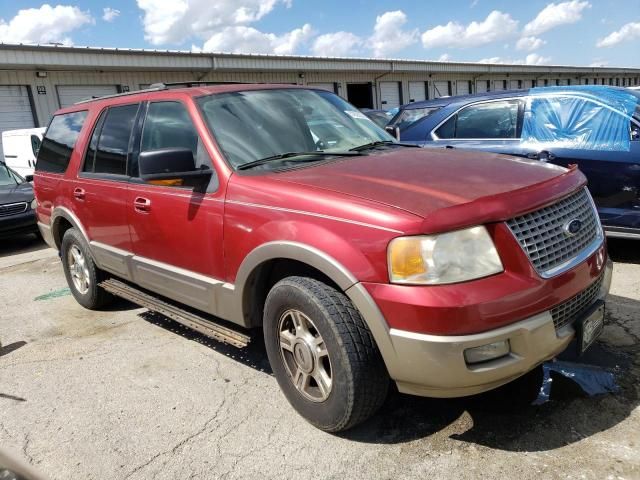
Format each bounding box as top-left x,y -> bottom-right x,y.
0,234 -> 638,480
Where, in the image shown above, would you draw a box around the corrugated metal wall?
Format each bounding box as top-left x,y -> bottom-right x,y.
1,66 -> 638,126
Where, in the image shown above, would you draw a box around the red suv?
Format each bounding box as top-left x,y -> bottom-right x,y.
34,84 -> 612,432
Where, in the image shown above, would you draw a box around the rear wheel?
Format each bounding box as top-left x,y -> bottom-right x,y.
61,228 -> 113,309
264,276 -> 389,432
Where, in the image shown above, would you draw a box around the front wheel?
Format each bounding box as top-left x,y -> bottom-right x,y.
264,276 -> 389,432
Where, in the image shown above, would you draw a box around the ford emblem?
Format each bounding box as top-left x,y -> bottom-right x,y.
564,219 -> 582,237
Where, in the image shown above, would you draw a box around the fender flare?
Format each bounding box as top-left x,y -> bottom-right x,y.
232,241 -> 398,368
50,206 -> 90,250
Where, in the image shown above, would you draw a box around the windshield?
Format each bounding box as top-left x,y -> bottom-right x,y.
0,164 -> 23,187
197,88 -> 393,169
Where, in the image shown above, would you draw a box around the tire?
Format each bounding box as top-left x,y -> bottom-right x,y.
60,228 -> 113,310
263,276 -> 389,432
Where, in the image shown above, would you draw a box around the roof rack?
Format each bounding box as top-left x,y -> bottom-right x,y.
73,81 -> 250,105
149,81 -> 248,90
74,86 -> 165,105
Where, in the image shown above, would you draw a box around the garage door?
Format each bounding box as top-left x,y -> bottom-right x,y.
308,82 -> 336,93
475,80 -> 490,93
57,85 -> 119,108
379,81 -> 401,108
432,81 -> 450,98
0,86 -> 36,158
408,82 -> 426,103
493,80 -> 506,91
455,81 -> 471,96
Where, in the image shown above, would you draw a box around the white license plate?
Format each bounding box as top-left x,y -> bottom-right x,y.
578,302 -> 605,354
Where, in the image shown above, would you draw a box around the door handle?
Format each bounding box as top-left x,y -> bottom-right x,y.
73,188 -> 85,200
445,145 -> 455,149
134,197 -> 151,213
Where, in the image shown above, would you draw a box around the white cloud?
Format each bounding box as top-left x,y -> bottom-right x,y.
525,53 -> 551,65
438,53 -> 451,61
516,36 -> 545,51
311,32 -> 362,57
589,60 -> 608,67
201,24 -> 312,54
477,53 -> 551,65
421,10 -> 518,49
596,21 -> 640,47
102,7 -> 120,22
137,0 -> 291,45
369,10 -> 418,58
0,4 -> 92,45
523,1 -> 590,36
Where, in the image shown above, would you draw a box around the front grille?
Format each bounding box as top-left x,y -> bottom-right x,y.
0,202 -> 28,217
551,274 -> 604,331
506,188 -> 601,277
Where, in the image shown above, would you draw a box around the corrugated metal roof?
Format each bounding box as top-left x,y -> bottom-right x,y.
0,42 -> 639,75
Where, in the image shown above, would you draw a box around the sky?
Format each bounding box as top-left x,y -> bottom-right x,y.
0,0 -> 639,67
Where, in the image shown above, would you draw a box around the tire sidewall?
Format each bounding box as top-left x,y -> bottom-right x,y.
264,279 -> 356,431
61,229 -> 104,309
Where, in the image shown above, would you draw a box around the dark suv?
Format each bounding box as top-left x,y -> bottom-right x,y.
34,84 -> 611,432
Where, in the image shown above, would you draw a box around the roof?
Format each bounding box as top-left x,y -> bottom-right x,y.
56,83 -> 318,113
1,42 -> 639,75
402,86 -> 640,110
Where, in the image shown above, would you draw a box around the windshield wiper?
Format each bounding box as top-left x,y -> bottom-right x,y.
237,151 -> 362,170
349,140 -> 420,152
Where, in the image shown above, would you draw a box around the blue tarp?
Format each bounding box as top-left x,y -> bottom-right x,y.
521,86 -> 638,152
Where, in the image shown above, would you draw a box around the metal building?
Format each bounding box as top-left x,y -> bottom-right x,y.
1,43 -> 639,155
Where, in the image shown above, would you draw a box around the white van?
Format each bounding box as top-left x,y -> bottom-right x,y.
1,127 -> 46,178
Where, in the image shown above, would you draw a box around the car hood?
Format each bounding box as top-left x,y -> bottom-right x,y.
274,147 -> 584,231
0,182 -> 34,205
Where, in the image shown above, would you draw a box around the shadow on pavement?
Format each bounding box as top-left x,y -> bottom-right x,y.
607,237 -> 640,264
124,237 -> 639,452
0,234 -> 45,258
0,341 -> 27,358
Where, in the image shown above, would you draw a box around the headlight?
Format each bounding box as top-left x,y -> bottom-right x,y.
388,226 -> 503,285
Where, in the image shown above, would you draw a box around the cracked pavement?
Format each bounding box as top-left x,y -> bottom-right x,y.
0,235 -> 639,480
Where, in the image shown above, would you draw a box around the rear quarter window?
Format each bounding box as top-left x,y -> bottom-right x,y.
36,111 -> 88,174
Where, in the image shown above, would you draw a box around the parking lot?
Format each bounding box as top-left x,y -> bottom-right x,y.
0,234 -> 637,479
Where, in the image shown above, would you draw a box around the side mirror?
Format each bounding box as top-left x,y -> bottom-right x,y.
385,126 -> 400,141
139,148 -> 212,189
25,174 -> 34,183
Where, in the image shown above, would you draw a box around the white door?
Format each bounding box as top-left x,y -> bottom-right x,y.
0,86 -> 36,159
493,80 -> 506,91
558,79 -> 569,86
455,81 -> 471,96
379,81 -> 401,108
432,81 -> 450,98
522,80 -> 533,89
408,82 -> 426,103
56,85 -> 119,108
475,80 -> 489,93
308,82 -> 336,93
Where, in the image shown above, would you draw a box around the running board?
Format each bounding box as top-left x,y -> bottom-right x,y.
99,278 -> 250,348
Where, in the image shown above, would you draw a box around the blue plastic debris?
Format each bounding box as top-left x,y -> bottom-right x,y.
533,359 -> 620,405
521,86 -> 639,152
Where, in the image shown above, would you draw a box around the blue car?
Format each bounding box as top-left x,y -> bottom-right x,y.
389,86 -> 640,238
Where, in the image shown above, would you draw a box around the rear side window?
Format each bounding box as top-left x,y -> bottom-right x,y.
435,100 -> 520,139
84,104 -> 139,175
390,107 -> 440,131
30,135 -> 41,157
36,111 -> 87,173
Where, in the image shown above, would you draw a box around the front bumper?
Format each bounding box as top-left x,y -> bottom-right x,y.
348,257 -> 612,398
0,210 -> 38,238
